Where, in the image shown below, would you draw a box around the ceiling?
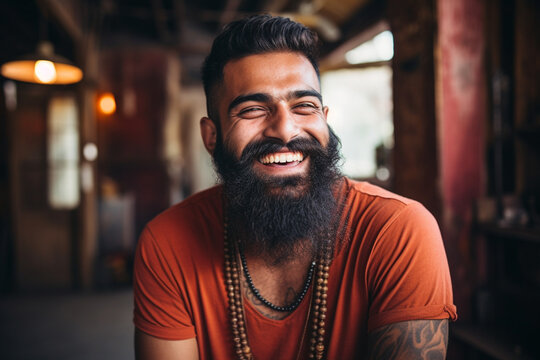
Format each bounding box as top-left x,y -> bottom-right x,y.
0,0 -> 386,84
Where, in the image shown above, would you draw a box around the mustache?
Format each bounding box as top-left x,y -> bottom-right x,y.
237,137 -> 325,164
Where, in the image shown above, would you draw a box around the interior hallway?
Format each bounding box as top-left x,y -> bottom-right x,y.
1,1 -> 539,359
0,289 -> 134,360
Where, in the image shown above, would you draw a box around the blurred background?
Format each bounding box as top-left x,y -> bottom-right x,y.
0,0 -> 538,359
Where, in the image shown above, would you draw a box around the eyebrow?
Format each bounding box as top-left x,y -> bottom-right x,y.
228,93 -> 271,113
228,89 -> 323,113
289,90 -> 323,103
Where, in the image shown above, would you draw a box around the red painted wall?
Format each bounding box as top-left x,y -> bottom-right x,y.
439,0 -> 486,216
437,0 -> 486,319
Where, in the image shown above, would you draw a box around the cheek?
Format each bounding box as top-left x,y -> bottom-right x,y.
305,118 -> 330,146
224,125 -> 259,158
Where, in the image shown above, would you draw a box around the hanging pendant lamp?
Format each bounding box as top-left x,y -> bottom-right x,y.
1,41 -> 83,85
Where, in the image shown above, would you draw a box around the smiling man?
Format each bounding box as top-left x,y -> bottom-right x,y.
133,15 -> 457,360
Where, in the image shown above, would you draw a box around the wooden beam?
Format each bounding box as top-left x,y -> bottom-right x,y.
37,0 -> 83,42
319,0 -> 386,57
387,0 -> 440,215
219,0 -> 242,30
172,0 -> 186,44
151,0 -> 173,43
263,0 -> 290,13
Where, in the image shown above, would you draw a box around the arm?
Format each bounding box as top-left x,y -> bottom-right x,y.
135,329 -> 199,360
367,319 -> 449,360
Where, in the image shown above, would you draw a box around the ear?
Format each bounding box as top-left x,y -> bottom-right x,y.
323,106 -> 329,121
200,117 -> 217,154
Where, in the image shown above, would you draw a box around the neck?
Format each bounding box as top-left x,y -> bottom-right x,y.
241,237 -> 316,267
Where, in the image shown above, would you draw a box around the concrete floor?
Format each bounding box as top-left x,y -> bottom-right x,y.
0,289 -> 134,360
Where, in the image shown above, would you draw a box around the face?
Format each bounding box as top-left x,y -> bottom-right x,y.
202,51 -> 329,181
201,52 -> 342,262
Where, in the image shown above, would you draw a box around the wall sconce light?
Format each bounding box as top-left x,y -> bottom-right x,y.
98,92 -> 116,115
1,42 -> 83,85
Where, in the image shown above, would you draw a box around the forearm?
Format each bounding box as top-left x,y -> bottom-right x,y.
367,319 -> 449,359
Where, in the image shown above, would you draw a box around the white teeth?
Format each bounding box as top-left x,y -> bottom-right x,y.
260,152 -> 304,164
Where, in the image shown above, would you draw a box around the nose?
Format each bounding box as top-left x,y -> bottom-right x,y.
262,103 -> 300,144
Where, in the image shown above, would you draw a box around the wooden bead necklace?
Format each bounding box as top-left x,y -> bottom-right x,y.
224,218 -> 331,360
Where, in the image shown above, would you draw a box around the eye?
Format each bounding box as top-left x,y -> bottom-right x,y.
293,102 -> 319,115
237,106 -> 267,119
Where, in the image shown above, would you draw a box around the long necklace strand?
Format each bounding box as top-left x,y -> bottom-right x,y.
224,220 -> 253,359
309,244 -> 331,359
224,218 -> 331,360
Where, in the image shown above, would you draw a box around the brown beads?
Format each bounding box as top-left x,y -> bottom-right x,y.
308,244 -> 331,360
225,228 -> 253,360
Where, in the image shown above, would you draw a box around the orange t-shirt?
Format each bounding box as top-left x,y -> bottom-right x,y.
133,178 -> 457,359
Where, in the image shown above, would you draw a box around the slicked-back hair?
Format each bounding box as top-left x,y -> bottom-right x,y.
201,14 -> 320,123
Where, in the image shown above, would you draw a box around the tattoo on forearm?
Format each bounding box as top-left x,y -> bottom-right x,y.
368,320 -> 449,360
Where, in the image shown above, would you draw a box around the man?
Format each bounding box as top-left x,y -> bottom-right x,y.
133,15 -> 457,359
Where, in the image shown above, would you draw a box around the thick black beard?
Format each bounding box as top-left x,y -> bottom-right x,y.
213,127 -> 343,264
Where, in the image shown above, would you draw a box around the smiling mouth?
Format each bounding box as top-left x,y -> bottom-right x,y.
259,151 -> 304,165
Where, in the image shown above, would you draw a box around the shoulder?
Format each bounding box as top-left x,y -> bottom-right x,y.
340,178 -> 436,233
343,178 -> 421,211
138,185 -> 224,253
147,185 -> 223,233
134,185 -> 225,284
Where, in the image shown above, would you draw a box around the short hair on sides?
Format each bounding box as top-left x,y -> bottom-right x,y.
201,14 -> 321,123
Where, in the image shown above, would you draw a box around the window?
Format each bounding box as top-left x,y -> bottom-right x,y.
47,96 -> 80,209
321,30 -> 394,182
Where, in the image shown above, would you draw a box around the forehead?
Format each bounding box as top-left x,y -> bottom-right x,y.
221,52 -> 321,97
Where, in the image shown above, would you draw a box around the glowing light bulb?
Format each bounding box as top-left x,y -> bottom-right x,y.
98,93 -> 116,115
83,143 -> 98,161
34,60 -> 57,83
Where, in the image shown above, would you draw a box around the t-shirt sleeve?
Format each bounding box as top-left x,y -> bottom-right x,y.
133,226 -> 196,340
366,202 -> 457,332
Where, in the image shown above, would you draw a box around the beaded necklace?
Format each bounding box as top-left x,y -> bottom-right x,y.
239,247 -> 316,312
224,218 -> 331,360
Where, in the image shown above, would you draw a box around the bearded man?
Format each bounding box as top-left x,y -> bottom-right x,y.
133,14 -> 457,360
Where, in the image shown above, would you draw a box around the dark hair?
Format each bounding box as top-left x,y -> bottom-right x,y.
201,14 -> 320,122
